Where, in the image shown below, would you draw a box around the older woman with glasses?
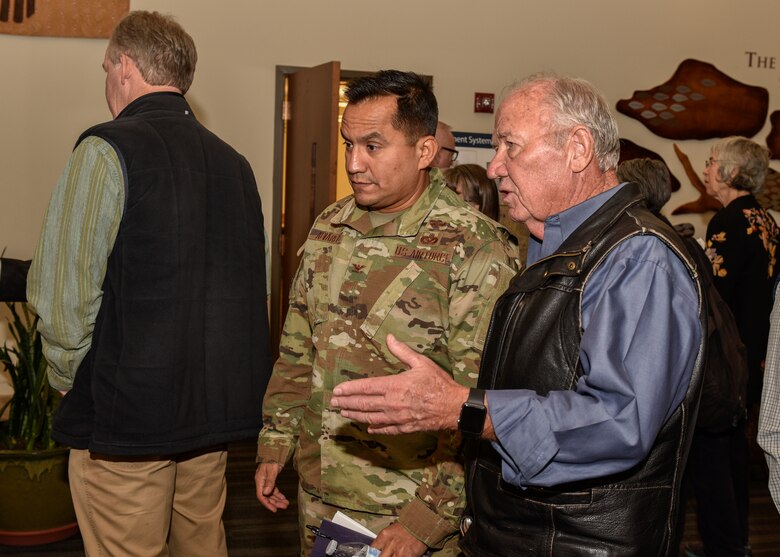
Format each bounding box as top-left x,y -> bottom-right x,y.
704,136 -> 779,404
689,135 -> 780,557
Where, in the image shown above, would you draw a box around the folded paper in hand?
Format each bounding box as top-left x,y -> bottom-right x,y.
310,512 -> 380,557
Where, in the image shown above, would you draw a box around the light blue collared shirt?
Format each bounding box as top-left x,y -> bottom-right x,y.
488,184 -> 701,487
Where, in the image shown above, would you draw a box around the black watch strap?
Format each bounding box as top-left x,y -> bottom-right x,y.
458,388 -> 486,439
466,388 -> 485,407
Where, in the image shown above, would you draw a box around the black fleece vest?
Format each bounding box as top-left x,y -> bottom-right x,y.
460,184 -> 706,557
52,92 -> 272,456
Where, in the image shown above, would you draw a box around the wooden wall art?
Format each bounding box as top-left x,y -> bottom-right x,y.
766,111 -> 780,159
616,59 -> 768,141
617,59 -> 780,215
0,0 -> 128,38
756,169 -> 780,211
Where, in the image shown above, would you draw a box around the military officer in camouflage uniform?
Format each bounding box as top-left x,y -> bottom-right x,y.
255,70 -> 519,557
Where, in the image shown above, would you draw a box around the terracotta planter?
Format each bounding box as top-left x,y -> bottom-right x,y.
0,446 -> 78,546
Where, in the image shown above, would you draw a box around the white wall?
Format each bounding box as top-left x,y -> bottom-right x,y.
3,0 -> 780,261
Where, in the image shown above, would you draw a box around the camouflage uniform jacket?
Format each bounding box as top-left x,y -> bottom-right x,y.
257,170 -> 519,547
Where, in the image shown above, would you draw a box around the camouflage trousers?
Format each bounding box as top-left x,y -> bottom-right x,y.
297,485 -> 461,557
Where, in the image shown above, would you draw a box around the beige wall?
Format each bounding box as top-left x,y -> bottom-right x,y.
2,0 -> 780,262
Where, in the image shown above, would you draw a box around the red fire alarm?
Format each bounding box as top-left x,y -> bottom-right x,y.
474,93 -> 495,113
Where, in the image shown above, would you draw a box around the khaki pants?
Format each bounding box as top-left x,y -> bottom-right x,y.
297,485 -> 460,557
68,447 -> 228,557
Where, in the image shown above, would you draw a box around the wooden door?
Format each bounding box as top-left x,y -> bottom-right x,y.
280,61 -> 340,330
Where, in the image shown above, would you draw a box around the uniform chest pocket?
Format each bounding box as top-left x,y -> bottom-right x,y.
360,261 -> 448,350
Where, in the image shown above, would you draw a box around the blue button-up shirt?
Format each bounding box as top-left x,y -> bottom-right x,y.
488,185 -> 701,487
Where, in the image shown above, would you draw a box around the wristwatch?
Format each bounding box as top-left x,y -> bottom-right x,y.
458,388 -> 486,439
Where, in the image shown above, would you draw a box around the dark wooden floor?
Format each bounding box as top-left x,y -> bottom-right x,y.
1,439 -> 778,556
679,476 -> 780,556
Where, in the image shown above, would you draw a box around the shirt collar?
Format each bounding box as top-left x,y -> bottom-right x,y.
527,183 -> 626,265
116,91 -> 190,120
332,168 -> 447,237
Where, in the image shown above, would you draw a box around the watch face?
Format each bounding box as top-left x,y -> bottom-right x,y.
459,402 -> 487,438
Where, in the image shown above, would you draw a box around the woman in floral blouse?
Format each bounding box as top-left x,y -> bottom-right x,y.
704,136 -> 780,405
692,135 -> 780,556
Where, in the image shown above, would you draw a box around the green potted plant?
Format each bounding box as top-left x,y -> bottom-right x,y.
0,302 -> 78,546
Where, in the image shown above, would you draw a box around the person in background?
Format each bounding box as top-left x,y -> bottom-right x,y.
255,70 -> 518,557
759,281 -> 780,514
444,164 -> 499,221
615,158 -> 699,253
432,120 -> 458,169
617,157 -> 753,557
705,137 -> 779,407
616,158 -> 673,216
27,11 -> 272,556
331,74 -> 706,556
701,136 -> 780,556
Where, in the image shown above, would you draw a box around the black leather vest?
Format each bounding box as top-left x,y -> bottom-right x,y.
461,184 -> 706,556
52,92 -> 273,456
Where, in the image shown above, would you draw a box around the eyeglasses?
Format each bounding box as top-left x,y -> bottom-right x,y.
440,146 -> 459,161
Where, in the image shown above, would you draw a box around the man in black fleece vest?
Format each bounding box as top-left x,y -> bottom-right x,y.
28,11 -> 271,556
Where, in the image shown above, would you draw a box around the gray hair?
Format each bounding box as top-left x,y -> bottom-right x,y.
510,74 -> 620,172
616,158 -> 671,213
711,136 -> 770,194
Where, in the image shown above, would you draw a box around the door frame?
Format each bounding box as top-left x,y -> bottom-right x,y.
269,65 -> 298,356
270,65 -> 371,355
